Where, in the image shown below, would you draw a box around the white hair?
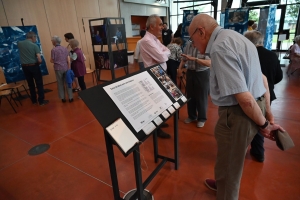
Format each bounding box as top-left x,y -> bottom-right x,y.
51,35 -> 61,44
244,31 -> 264,46
146,14 -> 159,29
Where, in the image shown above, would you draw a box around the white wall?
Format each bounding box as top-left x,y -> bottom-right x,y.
119,0 -> 167,37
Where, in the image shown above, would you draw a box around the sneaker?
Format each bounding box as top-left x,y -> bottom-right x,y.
197,121 -> 205,128
72,88 -> 80,92
184,118 -> 196,124
250,149 -> 264,162
69,98 -> 74,103
62,99 -> 66,103
157,129 -> 171,139
39,100 -> 49,106
204,179 -> 217,191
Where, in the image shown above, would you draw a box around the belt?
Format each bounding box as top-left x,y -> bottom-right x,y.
22,63 -> 38,67
255,95 -> 265,101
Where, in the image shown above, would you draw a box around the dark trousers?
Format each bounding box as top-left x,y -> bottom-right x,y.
166,59 -> 180,85
186,69 -> 210,122
22,64 -> 44,104
77,76 -> 86,90
250,102 -> 272,156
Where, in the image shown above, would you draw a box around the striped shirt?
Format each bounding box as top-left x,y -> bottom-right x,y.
205,26 -> 265,106
183,41 -> 209,72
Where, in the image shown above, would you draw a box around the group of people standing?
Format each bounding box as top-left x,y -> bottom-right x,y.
17,31 -> 87,105
134,16 -> 211,132
134,13 -> 285,200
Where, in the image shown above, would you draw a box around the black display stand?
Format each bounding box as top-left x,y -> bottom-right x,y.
89,18 -> 129,81
79,65 -> 186,200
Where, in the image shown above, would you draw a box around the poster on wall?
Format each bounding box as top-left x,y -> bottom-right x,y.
0,25 -> 48,83
182,10 -> 198,47
224,8 -> 249,35
258,5 -> 277,50
90,25 -> 107,45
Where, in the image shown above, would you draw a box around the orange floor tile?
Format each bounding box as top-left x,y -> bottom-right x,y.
0,64 -> 299,200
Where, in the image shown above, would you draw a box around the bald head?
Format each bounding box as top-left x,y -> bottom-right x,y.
188,14 -> 219,54
189,14 -> 218,35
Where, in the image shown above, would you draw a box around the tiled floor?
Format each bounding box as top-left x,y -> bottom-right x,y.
0,64 -> 299,200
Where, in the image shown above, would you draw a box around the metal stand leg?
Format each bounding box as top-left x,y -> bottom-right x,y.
174,111 -> 179,170
104,131 -> 121,200
153,130 -> 158,163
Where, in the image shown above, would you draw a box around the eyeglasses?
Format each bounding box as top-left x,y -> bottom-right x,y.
188,28 -> 199,44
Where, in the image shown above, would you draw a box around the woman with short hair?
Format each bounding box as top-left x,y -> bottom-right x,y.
69,39 -> 86,91
50,36 -> 73,103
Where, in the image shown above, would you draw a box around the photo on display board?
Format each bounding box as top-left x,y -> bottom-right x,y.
108,25 -> 126,51
90,25 -> 107,45
112,49 -> 128,69
0,25 -> 48,83
94,52 -> 110,69
224,8 -> 249,35
150,65 -> 183,101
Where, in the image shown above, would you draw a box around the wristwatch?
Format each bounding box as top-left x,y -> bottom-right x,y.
259,120 -> 269,129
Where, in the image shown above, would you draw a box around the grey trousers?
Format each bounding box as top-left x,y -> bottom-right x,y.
215,98 -> 266,200
55,70 -> 73,100
186,69 -> 210,122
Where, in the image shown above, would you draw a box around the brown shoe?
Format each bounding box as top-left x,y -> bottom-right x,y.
204,179 -> 217,191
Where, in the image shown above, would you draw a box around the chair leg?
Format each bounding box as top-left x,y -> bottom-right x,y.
10,90 -> 19,107
22,85 -> 31,98
14,89 -> 22,106
5,95 -> 17,113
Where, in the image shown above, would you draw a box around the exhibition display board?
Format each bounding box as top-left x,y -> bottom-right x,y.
224,8 -> 249,35
79,64 -> 187,200
89,18 -> 129,81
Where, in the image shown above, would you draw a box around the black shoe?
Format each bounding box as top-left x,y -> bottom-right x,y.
39,100 -> 49,106
62,99 -> 66,103
157,129 -> 171,139
250,150 -> 264,162
69,98 -> 73,103
161,123 -> 169,128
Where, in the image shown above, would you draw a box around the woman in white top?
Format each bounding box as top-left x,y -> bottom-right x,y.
287,35 -> 300,76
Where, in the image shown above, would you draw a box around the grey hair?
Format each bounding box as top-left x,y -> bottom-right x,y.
294,35 -> 300,43
51,35 -> 61,44
146,14 -> 159,29
244,30 -> 264,46
26,31 -> 36,39
69,39 -> 79,48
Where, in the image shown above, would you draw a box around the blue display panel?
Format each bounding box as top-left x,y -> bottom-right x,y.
0,25 -> 48,83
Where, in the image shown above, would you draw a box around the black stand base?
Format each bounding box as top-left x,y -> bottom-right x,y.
28,144 -> 50,156
123,189 -> 154,200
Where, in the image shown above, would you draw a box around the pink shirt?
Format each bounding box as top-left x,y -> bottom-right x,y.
139,31 -> 170,70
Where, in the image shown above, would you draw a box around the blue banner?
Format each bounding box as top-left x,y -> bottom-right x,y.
0,26 -> 48,83
182,10 -> 198,48
224,8 -> 249,35
257,5 -> 277,50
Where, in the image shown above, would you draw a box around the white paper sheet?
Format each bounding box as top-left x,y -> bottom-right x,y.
162,110 -> 170,119
142,122 -> 156,135
106,118 -> 139,153
104,71 -> 173,132
278,34 -> 286,41
173,102 -> 180,109
168,106 -> 175,114
181,96 -> 187,102
154,116 -> 163,126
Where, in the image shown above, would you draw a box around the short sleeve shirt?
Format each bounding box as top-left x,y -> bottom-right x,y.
51,45 -> 69,71
17,39 -> 40,64
183,42 -> 209,72
205,26 -> 266,106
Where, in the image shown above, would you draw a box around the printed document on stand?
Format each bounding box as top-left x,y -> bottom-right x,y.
104,71 -> 173,132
